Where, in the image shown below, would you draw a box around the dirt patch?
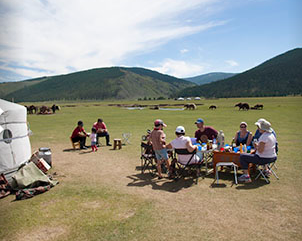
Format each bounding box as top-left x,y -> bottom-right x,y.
15,226 -> 68,241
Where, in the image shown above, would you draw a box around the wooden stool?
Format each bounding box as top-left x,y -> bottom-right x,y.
70,137 -> 80,149
113,139 -> 122,150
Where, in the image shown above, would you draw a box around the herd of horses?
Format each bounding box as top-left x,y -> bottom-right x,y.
185,102 -> 263,111
25,104 -> 61,115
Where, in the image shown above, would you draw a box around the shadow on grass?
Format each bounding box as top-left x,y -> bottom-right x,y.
126,172 -> 195,193
235,179 -> 269,190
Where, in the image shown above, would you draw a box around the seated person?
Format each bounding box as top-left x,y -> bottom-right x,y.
253,118 -> 278,154
234,122 -> 252,146
238,120 -> 277,183
93,118 -> 112,146
71,120 -> 89,149
194,118 -> 218,143
166,126 -> 200,166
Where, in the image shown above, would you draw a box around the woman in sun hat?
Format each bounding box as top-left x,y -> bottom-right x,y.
233,121 -> 253,146
238,119 -> 277,183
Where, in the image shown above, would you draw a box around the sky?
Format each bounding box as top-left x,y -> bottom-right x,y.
0,0 -> 301,82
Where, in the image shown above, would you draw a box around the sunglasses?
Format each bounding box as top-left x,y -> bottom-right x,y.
240,126 -> 247,128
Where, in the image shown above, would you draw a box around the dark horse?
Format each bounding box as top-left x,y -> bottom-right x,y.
209,105 -> 217,110
235,102 -> 249,111
254,104 -> 263,110
26,105 -> 38,114
51,104 -> 61,114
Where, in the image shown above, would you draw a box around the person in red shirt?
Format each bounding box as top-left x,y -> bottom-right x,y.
194,118 -> 218,143
71,120 -> 89,149
92,118 -> 112,146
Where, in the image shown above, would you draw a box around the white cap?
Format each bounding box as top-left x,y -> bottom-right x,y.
175,126 -> 185,134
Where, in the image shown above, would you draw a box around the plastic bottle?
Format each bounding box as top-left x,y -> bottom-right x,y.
231,138 -> 236,149
217,130 -> 225,149
243,144 -> 247,153
240,143 -> 243,153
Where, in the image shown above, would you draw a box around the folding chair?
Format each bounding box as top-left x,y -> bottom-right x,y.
255,160 -> 279,183
173,149 -> 203,183
70,137 -> 80,150
140,142 -> 156,175
122,133 -> 131,145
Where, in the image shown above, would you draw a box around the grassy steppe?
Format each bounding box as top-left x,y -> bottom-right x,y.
0,96 -> 301,241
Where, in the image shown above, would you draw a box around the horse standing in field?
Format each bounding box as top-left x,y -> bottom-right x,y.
235,102 -> 250,111
51,104 -> 61,114
27,105 -> 38,114
184,103 -> 197,110
209,105 -> 217,110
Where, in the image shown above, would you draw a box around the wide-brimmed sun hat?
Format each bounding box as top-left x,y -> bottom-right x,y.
254,118 -> 266,127
154,119 -> 167,127
175,126 -> 185,134
258,120 -> 273,132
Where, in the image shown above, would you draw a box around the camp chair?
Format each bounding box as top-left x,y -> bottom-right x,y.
255,160 -> 279,184
70,137 -> 80,150
173,148 -> 203,183
140,142 -> 156,175
122,133 -> 131,145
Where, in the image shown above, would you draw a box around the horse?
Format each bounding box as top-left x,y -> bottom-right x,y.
234,102 -> 249,111
254,104 -> 263,110
51,104 -> 61,114
28,105 -> 38,114
184,103 -> 197,110
209,105 -> 217,110
39,105 -> 51,114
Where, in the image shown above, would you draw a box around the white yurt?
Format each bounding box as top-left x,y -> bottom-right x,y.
0,99 -> 31,174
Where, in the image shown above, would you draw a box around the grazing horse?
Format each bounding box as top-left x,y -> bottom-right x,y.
254,104 -> 264,110
27,105 -> 38,114
235,102 -> 249,111
39,105 -> 51,114
184,103 -> 197,110
209,105 -> 217,110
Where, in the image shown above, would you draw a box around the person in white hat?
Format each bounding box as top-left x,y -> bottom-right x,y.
238,120 -> 277,183
233,121 -> 253,146
149,119 -> 171,179
166,126 -> 201,166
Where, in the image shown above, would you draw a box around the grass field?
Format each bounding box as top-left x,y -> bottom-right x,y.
1,96 -> 302,241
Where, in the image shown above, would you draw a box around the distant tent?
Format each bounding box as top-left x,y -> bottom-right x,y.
0,99 -> 31,174
177,97 -> 184,101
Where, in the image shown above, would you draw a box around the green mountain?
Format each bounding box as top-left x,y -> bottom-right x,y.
185,72 -> 237,85
0,77 -> 46,99
2,67 -> 195,102
178,48 -> 302,98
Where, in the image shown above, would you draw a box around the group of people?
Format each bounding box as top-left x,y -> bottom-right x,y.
149,117 -> 278,183
71,118 -> 112,150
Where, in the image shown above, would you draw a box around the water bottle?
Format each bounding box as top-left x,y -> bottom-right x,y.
217,130 -> 225,149
240,143 -> 243,153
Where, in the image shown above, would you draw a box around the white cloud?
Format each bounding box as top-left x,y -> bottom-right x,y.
180,49 -> 189,54
152,59 -> 209,78
225,60 -> 239,67
0,0 -> 226,79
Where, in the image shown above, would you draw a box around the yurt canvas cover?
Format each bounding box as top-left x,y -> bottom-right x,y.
0,99 -> 31,174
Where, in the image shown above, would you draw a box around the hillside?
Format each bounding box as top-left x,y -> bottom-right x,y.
0,77 -> 46,99
185,72 -> 237,85
178,48 -> 302,98
2,67 -> 195,102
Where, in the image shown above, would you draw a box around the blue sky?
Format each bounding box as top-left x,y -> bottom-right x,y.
0,0 -> 301,82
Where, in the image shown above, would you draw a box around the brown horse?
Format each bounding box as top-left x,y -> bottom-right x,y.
235,102 -> 249,111
184,103 -> 197,110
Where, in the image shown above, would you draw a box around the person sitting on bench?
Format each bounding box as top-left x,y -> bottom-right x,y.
93,118 -> 112,146
71,120 -> 89,149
